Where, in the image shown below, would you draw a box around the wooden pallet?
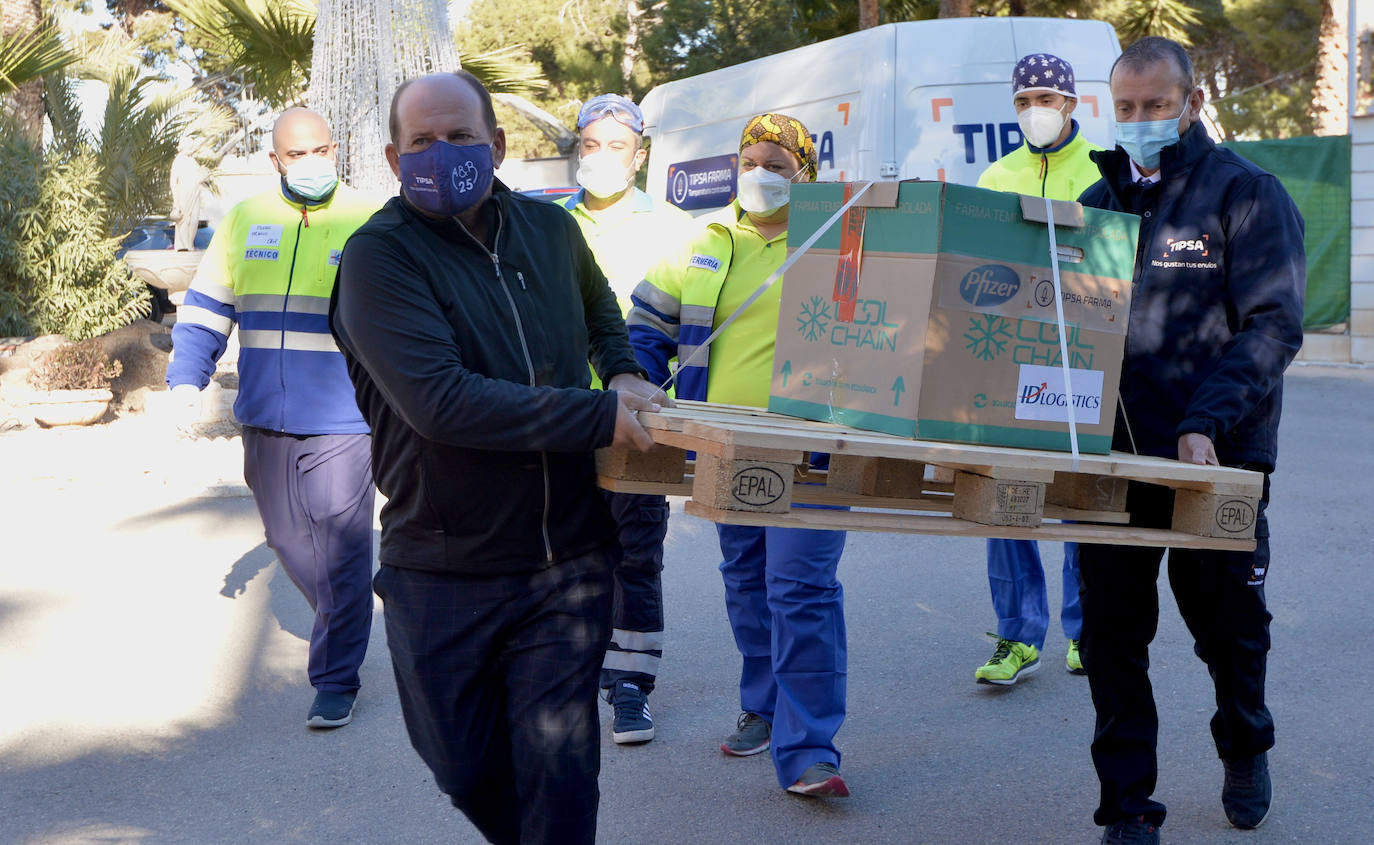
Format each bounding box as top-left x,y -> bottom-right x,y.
597,402 -> 1265,551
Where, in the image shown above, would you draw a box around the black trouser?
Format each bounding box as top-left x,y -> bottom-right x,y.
1078,475 -> 1273,827
373,550 -> 613,845
601,491 -> 668,693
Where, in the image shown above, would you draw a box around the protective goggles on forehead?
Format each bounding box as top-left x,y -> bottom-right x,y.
576,95 -> 644,134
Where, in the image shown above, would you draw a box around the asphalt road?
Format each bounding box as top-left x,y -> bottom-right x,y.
2,363 -> 1370,845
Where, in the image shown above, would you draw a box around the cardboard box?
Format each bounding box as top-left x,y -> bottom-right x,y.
768,181 -> 1139,454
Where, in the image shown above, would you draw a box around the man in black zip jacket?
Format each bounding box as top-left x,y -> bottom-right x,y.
330,71 -> 662,845
1074,38 -> 1305,845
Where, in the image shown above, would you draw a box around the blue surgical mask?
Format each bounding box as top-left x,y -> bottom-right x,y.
283,155 -> 339,201
1115,111 -> 1185,171
398,140 -> 494,216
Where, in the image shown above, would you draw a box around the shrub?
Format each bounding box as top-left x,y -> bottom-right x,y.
28,337 -> 123,391
0,120 -> 43,337
17,151 -> 151,340
0,114 -> 150,341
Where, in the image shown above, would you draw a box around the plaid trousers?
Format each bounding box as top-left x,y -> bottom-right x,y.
374,549 -> 613,845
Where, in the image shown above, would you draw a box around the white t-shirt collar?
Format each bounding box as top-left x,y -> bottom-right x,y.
1128,158 -> 1162,185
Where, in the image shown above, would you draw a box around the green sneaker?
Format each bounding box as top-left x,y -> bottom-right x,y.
1066,638 -> 1087,675
975,635 -> 1040,685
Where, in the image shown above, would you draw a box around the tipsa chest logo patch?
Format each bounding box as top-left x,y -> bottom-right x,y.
688,254 -> 722,272
1163,233 -> 1209,258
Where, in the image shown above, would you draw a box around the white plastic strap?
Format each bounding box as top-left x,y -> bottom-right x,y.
658,181 -> 876,393
1044,196 -> 1080,471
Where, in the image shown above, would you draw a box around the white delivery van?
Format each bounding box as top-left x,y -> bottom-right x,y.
640,17 -> 1121,211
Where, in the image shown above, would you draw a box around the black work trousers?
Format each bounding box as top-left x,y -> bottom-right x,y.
600,491 -> 669,692
374,549 -> 613,845
1077,475 -> 1274,827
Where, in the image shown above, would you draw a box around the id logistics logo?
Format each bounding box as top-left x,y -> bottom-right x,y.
1017,381 -> 1101,410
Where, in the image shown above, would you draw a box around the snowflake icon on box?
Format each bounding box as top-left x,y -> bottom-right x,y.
964,314 -> 1013,361
797,295 -> 833,341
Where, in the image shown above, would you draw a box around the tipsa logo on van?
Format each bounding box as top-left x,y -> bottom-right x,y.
959,264 -> 1021,307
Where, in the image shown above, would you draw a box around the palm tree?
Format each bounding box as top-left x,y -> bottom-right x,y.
1312,0 -> 1348,135
1,0 -> 64,144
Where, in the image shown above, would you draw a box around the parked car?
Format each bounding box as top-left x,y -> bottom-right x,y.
118,219 -> 214,322
519,186 -> 579,202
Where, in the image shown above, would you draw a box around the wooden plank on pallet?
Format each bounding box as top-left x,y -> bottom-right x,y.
683,502 -> 1255,552
692,452 -> 795,513
1046,474 -> 1130,513
597,475 -> 1129,523
1171,490 -> 1262,540
638,408 -> 1264,498
595,444 -> 687,483
826,455 -> 926,498
951,472 -> 1046,527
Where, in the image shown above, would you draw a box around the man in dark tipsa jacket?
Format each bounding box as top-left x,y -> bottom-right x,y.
330,71 -> 661,845
1074,37 -> 1304,845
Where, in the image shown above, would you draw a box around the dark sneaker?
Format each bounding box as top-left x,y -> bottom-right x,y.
1101,815 -> 1160,844
1223,752 -> 1272,829
721,711 -> 771,756
786,761 -> 850,797
609,681 -> 654,744
306,690 -> 356,729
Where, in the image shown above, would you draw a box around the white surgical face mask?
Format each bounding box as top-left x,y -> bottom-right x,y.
736,166 -> 796,214
1018,104 -> 1069,149
575,150 -> 634,199
283,155 -> 338,201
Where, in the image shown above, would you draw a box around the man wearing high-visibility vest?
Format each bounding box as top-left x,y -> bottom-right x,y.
166,108 -> 379,729
557,94 -> 693,745
972,53 -> 1101,686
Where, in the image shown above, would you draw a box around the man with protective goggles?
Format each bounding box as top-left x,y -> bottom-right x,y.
556,93 -> 694,747
1074,36 -> 1305,845
330,71 -> 664,845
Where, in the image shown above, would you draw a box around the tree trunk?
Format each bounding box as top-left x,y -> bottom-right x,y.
1008,0 -> 1026,15
622,0 -> 645,92
938,0 -> 972,17
859,0 -> 879,30
1,0 -> 45,146
1311,0 -> 1348,135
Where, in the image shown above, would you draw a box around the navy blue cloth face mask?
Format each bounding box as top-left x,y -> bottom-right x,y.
397,140 -> 494,217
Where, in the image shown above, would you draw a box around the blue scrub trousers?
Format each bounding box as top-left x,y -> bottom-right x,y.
242,426 -> 375,693
985,539 -> 1082,649
717,523 -> 847,788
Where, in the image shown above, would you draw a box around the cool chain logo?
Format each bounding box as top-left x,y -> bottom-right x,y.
959,265 -> 1021,307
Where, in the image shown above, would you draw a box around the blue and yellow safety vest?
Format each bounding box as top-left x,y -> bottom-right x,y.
166,182 -> 379,434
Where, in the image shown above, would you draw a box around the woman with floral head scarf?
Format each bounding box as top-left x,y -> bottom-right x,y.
626,113 -> 850,798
